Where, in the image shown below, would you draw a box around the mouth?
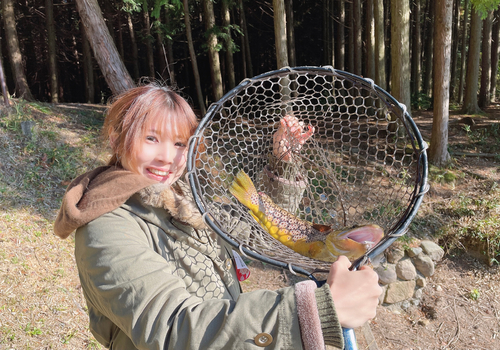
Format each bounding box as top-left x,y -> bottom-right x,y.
342,225 -> 384,248
147,168 -> 171,181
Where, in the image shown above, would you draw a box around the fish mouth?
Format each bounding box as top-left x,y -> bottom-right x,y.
341,225 -> 384,249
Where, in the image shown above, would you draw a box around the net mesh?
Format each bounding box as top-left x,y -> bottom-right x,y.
188,68 -> 424,272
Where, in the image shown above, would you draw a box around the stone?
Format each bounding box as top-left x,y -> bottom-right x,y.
416,276 -> 426,288
413,255 -> 435,277
386,247 -> 405,263
374,263 -> 397,285
407,247 -> 423,258
384,280 -> 416,304
379,285 -> 388,305
385,303 -> 402,314
21,120 -> 35,140
401,300 -> 411,310
414,288 -> 423,299
418,319 -> 430,326
396,258 -> 417,281
371,253 -> 386,268
420,240 -> 444,262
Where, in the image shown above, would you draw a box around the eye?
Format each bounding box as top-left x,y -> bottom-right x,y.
146,135 -> 158,142
175,141 -> 187,148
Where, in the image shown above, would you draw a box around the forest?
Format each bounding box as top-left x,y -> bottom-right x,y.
1,0 -> 499,108
1,0 -> 500,168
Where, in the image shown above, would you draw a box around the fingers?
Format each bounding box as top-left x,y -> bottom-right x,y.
273,116 -> 315,162
332,255 -> 350,268
281,116 -> 314,143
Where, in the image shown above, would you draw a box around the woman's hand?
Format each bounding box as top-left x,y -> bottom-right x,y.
327,256 -> 382,329
273,116 -> 314,162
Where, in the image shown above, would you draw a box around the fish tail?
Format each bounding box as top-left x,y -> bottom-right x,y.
229,170 -> 259,212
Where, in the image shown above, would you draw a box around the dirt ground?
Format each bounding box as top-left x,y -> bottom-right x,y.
242,106 -> 500,350
242,254 -> 500,350
1,102 -> 499,349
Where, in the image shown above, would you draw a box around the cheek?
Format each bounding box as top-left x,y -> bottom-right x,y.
175,149 -> 188,167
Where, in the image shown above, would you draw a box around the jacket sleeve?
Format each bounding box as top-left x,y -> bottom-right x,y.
75,209 -> 311,350
259,154 -> 308,215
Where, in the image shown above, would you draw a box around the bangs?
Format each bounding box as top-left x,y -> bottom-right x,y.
144,110 -> 195,143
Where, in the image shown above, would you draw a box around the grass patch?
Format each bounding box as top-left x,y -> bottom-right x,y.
435,180 -> 500,266
0,100 -> 106,348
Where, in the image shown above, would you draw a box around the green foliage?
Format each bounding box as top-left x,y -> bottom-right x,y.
469,288 -> 480,301
471,0 -> 500,19
437,181 -> 500,265
122,0 -> 142,13
428,165 -> 459,185
151,0 -> 183,18
412,92 -> 432,110
23,323 -> 42,337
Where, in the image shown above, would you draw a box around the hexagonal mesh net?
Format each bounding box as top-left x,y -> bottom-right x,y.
187,67 -> 428,275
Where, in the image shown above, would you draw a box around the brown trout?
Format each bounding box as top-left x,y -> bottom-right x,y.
229,170 -> 383,262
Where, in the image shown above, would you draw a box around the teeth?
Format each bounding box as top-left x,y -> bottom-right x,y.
150,169 -> 168,176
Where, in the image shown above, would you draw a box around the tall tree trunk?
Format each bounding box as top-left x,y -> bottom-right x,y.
323,0 -> 331,65
365,0 -> 375,79
238,0 -> 252,78
127,13 -> 140,80
273,0 -> 289,69
374,0 -> 385,89
46,0 -> 58,102
117,9 -> 124,59
164,9 -> 176,85
411,0 -> 421,102
183,0 -> 206,115
490,9 -> 500,102
458,0 -> 470,104
142,0 -> 155,78
285,0 -> 296,67
390,0 -> 411,109
462,7 -> 482,114
449,0 -> 460,100
346,2 -> 354,72
155,24 -> 167,82
429,0 -> 452,166
102,1 -> 116,44
81,24 -> 95,103
421,0 -> 434,97
202,0 -> 224,101
238,1 -> 247,78
353,0 -> 362,75
0,54 -> 10,105
335,0 -> 345,70
2,0 -> 33,100
221,0 -> 235,89
478,11 -> 493,108
75,0 -> 134,95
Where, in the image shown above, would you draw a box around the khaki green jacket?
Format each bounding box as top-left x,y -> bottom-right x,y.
56,166 -> 343,349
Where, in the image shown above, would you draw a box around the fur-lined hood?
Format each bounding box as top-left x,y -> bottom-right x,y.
54,165 -> 205,239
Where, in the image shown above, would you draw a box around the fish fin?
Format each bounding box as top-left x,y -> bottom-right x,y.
229,170 -> 259,211
311,223 -> 333,233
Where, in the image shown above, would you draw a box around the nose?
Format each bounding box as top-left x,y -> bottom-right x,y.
158,142 -> 176,164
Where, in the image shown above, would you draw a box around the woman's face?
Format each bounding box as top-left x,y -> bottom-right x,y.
121,121 -> 188,186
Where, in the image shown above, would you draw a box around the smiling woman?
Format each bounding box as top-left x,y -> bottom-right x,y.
53,82 -> 381,350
